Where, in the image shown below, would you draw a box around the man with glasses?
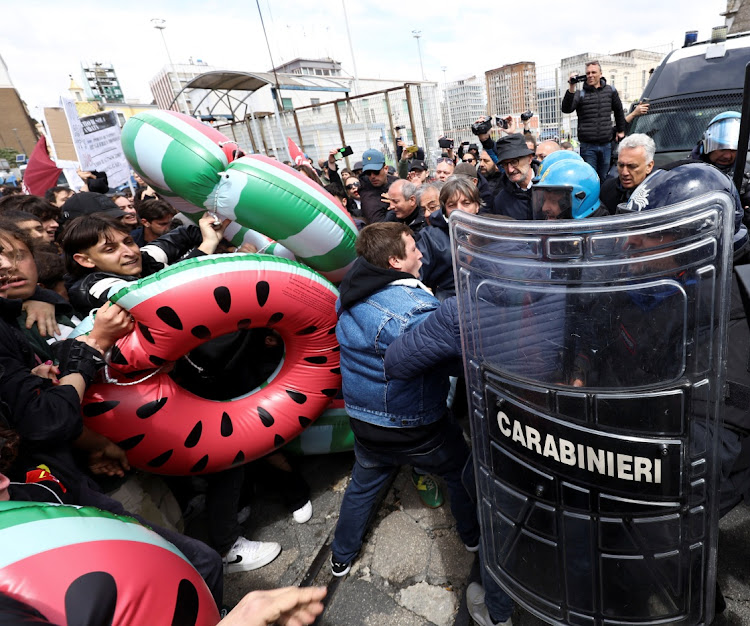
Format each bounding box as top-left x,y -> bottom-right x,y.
462,154 -> 478,167
600,134 -> 655,214
435,158 -> 455,182
359,149 -> 398,224
561,60 -> 626,181
487,134 -> 537,220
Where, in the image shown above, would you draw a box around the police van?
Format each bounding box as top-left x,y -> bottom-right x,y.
629,29 -> 750,166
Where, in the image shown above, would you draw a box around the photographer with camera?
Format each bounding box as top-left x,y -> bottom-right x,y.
561,60 -> 626,181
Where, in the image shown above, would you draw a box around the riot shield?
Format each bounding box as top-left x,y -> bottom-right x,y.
451,192 -> 735,625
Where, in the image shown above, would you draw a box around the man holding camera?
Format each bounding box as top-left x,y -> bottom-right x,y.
561,60 -> 626,180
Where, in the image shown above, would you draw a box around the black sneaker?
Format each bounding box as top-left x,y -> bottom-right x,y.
331,555 -> 351,577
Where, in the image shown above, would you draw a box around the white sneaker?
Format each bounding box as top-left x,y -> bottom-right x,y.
222,537 -> 281,574
466,582 -> 513,626
292,500 -> 313,524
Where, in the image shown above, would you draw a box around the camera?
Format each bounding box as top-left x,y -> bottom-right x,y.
438,137 -> 454,149
494,116 -> 509,130
520,110 -> 534,122
471,116 -> 493,136
568,75 -> 586,85
394,125 -> 408,143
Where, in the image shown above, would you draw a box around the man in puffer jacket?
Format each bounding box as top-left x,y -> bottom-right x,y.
561,60 -> 626,180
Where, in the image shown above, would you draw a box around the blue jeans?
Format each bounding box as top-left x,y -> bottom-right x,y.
579,141 -> 611,181
332,416 -> 480,563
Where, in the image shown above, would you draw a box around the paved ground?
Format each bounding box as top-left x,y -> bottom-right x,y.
178,451 -> 750,625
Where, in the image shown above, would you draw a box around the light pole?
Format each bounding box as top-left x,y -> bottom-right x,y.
441,66 -> 452,136
412,30 -> 426,81
151,18 -> 189,114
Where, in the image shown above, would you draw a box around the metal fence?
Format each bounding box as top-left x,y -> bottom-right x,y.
216,83 -> 444,172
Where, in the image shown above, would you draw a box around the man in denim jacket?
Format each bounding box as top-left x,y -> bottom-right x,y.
330,222 -> 480,576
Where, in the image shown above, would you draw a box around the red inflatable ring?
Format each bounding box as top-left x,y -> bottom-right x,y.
81,254 -> 341,475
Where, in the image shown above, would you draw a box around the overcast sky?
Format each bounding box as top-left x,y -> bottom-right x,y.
5,0 -> 729,114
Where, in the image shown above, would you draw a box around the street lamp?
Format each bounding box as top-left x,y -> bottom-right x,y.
441,66 -> 452,136
412,30 -> 426,81
151,18 -> 189,114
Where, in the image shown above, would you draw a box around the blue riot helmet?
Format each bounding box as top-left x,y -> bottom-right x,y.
532,149 -> 582,183
532,159 -> 601,220
621,160 -> 749,256
700,111 -> 741,155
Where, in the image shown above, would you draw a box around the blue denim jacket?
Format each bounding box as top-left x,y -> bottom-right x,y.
336,280 -> 448,428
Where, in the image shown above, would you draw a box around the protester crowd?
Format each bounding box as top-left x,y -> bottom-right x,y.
1,60 -> 749,624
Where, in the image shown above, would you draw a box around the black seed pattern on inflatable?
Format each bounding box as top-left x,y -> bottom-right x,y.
65,572 -> 117,625
267,312 -> 284,325
184,421 -> 203,448
304,356 -> 327,364
191,325 -> 211,339
274,434 -> 285,447
221,412 -> 233,437
256,281 -> 270,307
321,389 -> 338,398
109,345 -> 129,365
237,318 -> 251,329
171,579 -> 200,626
330,367 -> 341,375
258,407 -> 274,427
136,397 -> 168,419
117,433 -> 145,450
298,416 -> 312,427
138,322 -> 155,344
147,449 -> 173,467
190,455 -> 209,473
328,327 -> 337,335
233,450 -> 245,465
214,286 -> 232,313
156,306 -> 183,330
332,346 -> 341,352
125,368 -> 155,379
150,355 -> 166,366
82,400 -> 120,417
286,390 -> 307,404
296,325 -> 317,335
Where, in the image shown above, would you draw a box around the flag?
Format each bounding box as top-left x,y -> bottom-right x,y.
23,135 -> 62,196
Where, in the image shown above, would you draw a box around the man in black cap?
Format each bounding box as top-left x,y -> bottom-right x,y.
485,134 -> 537,220
407,160 -> 429,187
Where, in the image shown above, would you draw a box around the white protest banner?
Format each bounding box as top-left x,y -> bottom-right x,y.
61,100 -> 130,188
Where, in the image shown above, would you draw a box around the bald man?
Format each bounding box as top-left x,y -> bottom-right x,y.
536,140 -> 561,162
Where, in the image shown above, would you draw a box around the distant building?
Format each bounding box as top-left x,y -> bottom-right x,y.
80,62 -> 124,104
150,59 -> 218,115
724,0 -> 750,33
485,62 -> 538,133
271,58 -> 343,77
442,76 -> 486,144
68,74 -> 157,126
0,54 -> 38,155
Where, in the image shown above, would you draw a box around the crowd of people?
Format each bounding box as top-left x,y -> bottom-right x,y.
0,85 -> 749,624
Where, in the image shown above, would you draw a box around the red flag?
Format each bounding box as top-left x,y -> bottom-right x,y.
23,135 -> 62,196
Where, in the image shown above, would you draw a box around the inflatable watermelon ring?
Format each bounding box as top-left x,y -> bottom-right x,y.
82,254 -> 341,475
0,501 -> 219,625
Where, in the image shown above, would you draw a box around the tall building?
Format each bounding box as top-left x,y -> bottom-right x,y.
485,62 -> 538,122
442,76 -> 486,143
0,54 -> 38,155
80,62 -> 124,104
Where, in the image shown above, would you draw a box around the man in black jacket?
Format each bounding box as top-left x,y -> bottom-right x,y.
358,149 -> 398,224
487,134 -> 537,220
561,60 -> 626,180
600,134 -> 655,214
